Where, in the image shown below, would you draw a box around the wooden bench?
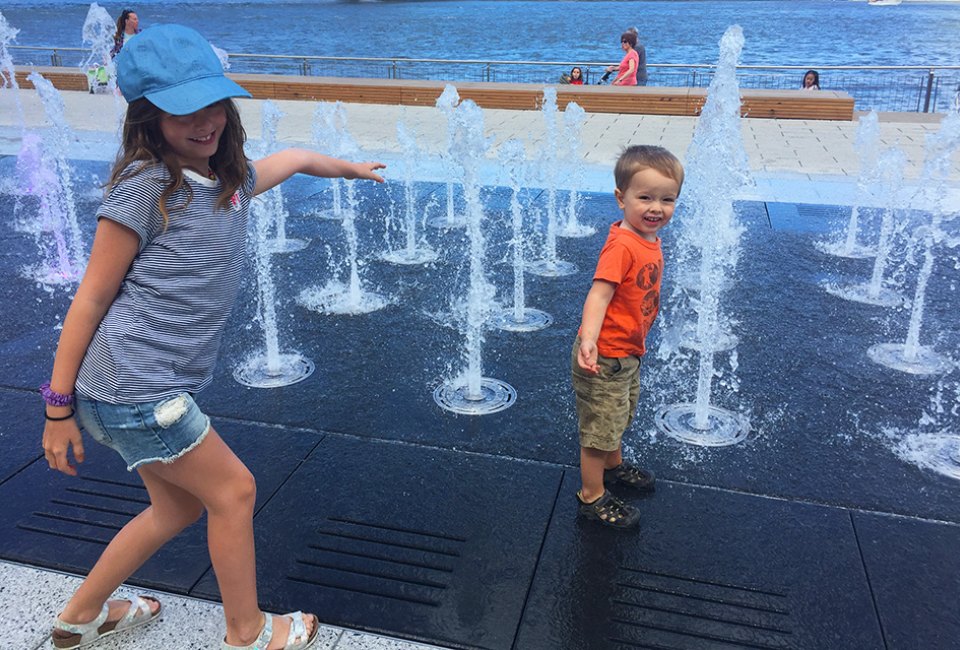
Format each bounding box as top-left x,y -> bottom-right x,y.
13,66 -> 856,121
14,65 -> 91,92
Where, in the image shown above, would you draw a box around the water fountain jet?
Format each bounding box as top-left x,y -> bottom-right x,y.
654,25 -> 752,446
433,100 -> 516,414
868,112 -> 960,375
490,139 -> 552,332
527,88 -> 576,277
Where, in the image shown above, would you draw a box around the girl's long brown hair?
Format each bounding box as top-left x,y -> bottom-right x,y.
106,98 -> 249,228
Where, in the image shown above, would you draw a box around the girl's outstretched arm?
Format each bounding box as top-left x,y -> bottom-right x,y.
253,149 -> 386,196
42,219 -> 140,476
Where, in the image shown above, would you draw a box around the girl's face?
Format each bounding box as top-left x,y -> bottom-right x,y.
572,68 -> 581,79
125,13 -> 139,32
159,102 -> 227,171
804,73 -> 816,87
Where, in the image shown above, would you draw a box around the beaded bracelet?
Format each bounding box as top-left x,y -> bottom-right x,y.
39,381 -> 74,407
45,409 -> 75,422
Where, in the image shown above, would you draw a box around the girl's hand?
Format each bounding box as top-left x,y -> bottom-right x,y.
43,415 -> 85,476
347,162 -> 386,183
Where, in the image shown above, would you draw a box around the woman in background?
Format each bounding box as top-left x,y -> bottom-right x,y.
606,32 -> 638,87
110,9 -> 140,58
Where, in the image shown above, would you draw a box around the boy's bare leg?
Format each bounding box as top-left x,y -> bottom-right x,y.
580,446 -> 611,502
605,446 -> 623,470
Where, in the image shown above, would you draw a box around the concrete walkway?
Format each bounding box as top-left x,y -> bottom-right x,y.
1,87 -> 958,649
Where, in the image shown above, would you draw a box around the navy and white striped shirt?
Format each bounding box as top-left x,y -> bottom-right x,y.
76,162 -> 256,403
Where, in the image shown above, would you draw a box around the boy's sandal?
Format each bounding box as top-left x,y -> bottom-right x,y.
604,461 -> 656,491
52,596 -> 161,649
578,490 -> 641,529
221,611 -> 320,650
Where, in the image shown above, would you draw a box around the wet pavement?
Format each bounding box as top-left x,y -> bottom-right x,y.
1,88 -> 959,650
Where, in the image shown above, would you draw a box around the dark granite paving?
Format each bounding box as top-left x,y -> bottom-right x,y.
2,173 -> 959,648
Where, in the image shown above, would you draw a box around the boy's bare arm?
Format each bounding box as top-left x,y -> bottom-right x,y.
577,280 -> 617,375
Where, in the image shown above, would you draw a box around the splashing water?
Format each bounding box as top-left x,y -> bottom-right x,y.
429,84 -> 465,229
433,100 -> 516,415
16,133 -> 85,285
490,139 -> 552,332
527,87 -> 577,277
21,72 -> 86,284
654,25 -> 752,446
233,175 -> 315,389
868,112 -> 960,375
818,111 -> 882,259
557,101 -> 595,238
381,120 -> 437,265
298,131 -> 389,315
886,377 -> 960,481
256,101 -> 308,253
0,12 -> 24,128
824,147 -> 908,307
312,101 -> 348,220
81,3 -> 124,137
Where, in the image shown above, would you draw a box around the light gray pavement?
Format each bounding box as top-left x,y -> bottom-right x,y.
3,89 -> 960,207
1,88 -> 959,650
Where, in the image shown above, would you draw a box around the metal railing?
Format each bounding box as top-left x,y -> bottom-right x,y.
9,45 -> 960,114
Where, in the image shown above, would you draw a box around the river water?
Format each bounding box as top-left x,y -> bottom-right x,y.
4,0 -> 959,67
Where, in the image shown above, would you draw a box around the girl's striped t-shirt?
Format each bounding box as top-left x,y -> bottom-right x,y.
76,162 -> 256,403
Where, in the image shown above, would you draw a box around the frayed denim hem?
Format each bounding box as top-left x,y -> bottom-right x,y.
125,416 -> 212,472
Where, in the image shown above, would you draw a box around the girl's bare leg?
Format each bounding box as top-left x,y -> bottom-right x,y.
143,427 -> 314,648
58,465 -> 204,624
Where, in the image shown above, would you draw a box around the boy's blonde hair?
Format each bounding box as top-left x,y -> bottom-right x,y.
614,145 -> 684,193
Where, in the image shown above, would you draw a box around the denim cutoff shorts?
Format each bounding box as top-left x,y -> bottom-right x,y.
75,393 -> 211,471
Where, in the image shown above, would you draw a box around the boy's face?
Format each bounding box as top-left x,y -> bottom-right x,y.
615,167 -> 680,242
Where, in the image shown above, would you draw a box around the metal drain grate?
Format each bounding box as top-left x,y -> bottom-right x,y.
796,204 -> 845,220
286,516 -> 466,607
607,566 -> 793,649
16,475 -> 148,546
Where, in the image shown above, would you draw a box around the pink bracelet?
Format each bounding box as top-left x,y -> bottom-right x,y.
39,381 -> 74,407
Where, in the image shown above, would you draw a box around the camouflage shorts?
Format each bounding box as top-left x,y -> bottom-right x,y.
571,336 -> 641,452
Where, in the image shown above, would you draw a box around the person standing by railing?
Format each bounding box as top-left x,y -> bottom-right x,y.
606,31 -> 639,87
110,9 -> 140,59
626,27 -> 648,86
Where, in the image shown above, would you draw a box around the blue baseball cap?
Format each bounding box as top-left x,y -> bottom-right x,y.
115,24 -> 250,115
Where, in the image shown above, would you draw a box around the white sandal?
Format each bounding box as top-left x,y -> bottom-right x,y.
221,611 -> 320,650
52,596 -> 161,649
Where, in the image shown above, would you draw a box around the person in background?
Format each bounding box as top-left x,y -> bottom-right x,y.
569,66 -> 584,85
110,9 -> 140,58
626,27 -> 648,86
801,69 -> 820,90
606,32 -> 638,87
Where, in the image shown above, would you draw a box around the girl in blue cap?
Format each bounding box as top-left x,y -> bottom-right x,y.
41,24 -> 384,650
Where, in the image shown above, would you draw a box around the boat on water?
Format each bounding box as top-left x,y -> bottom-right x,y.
868,0 -> 902,6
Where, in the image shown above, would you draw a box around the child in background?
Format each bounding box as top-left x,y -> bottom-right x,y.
801,70 -> 820,90
41,24 -> 384,649
569,66 -> 584,85
571,145 -> 683,529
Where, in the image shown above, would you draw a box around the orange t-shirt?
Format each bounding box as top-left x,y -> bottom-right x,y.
590,221 -> 663,358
